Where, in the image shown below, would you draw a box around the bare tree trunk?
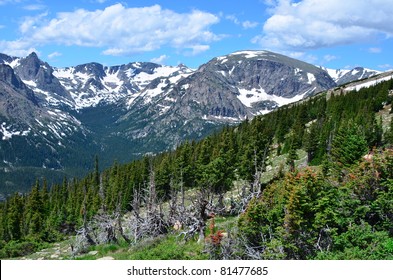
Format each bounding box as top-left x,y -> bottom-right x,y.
117,213 -> 131,243
197,199 -> 208,243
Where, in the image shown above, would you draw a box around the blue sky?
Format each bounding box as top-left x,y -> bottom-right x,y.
0,0 -> 392,70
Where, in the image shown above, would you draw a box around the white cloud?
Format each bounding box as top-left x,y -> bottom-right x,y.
19,12 -> 48,33
15,4 -> 220,56
242,21 -> 259,29
150,55 -> 168,64
378,64 -> 392,70
23,4 -> 46,11
0,39 -> 37,57
286,51 -> 317,64
226,15 -> 240,25
254,0 -> 393,51
323,54 -> 337,62
369,47 -> 382,54
0,0 -> 21,5
188,45 -> 210,56
226,15 -> 259,29
48,51 -> 62,59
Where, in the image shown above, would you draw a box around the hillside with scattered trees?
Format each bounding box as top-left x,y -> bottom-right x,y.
1,79 -> 393,259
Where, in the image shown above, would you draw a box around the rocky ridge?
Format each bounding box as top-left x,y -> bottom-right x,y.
0,50 -> 384,193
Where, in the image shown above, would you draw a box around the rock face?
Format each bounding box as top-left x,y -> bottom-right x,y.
335,67 -> 380,85
0,50 -> 382,193
0,64 -> 39,123
323,67 -> 380,86
14,52 -> 72,103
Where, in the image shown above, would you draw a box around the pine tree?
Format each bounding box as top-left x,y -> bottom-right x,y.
23,181 -> 45,238
331,122 -> 368,167
286,135 -> 299,172
304,122 -> 319,164
6,194 -> 24,240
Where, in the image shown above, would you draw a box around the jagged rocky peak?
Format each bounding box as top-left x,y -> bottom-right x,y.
15,52 -> 42,80
12,52 -> 72,103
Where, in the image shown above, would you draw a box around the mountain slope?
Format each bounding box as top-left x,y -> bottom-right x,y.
323,67 -> 380,85
117,50 -> 336,150
0,50 -> 387,194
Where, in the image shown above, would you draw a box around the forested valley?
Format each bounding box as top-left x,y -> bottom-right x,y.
1,79 -> 393,260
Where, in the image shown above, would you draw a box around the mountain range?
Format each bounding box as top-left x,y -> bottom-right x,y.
0,50 -> 383,194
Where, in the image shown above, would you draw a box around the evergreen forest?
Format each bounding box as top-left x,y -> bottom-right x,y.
1,79 -> 393,260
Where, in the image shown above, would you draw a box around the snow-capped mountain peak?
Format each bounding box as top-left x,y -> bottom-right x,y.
321,66 -> 380,85
53,61 -> 193,109
0,50 -> 390,192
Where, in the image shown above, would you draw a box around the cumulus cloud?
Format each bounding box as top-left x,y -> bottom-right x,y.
14,4 -> 220,56
0,39 -> 37,57
150,55 -> 169,64
254,0 -> 393,51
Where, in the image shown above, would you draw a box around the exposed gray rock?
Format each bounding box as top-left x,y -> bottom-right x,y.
14,52 -> 73,105
0,64 -> 41,123
97,256 -> 115,260
335,67 -> 380,85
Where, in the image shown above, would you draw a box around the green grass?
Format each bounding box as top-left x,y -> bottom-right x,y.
126,235 -> 207,260
73,234 -> 208,260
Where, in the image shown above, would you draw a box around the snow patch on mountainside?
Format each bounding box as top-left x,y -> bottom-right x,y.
237,87 -> 307,108
127,68 -> 193,108
321,67 -> 381,85
324,68 -> 350,82
344,72 -> 393,92
230,50 -> 268,58
1,122 -> 31,140
307,73 -> 316,84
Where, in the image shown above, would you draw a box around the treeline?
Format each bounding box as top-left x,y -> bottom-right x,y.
0,79 -> 393,258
